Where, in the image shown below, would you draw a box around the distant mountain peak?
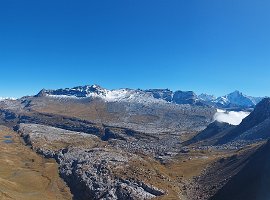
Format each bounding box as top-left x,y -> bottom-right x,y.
214,90 -> 263,108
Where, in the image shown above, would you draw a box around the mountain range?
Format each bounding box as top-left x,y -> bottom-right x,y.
35,84 -> 263,110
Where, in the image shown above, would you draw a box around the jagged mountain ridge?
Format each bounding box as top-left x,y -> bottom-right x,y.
36,85 -> 263,109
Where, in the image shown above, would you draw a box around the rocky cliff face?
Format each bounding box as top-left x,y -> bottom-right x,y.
172,91 -> 198,104
144,89 -> 173,102
36,85 -> 107,98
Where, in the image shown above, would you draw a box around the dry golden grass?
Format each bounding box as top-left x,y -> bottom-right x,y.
0,126 -> 72,200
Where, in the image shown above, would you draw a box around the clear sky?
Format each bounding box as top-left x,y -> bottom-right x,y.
0,0 -> 269,98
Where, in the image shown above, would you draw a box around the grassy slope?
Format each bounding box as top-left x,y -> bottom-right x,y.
0,126 -> 72,200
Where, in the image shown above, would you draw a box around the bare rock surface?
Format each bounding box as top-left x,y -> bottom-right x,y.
18,123 -> 165,200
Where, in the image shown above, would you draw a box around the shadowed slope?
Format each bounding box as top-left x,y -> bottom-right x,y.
211,140 -> 270,200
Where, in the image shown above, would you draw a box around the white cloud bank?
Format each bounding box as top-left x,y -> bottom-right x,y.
214,109 -> 250,125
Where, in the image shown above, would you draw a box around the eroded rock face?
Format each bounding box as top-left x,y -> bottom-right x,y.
18,123 -> 165,200
173,91 -> 198,105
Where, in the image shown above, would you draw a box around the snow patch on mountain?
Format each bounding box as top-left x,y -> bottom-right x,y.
214,109 -> 250,125
198,93 -> 216,102
0,97 -> 17,101
46,95 -> 79,99
214,96 -> 230,105
46,86 -> 168,105
91,89 -> 168,104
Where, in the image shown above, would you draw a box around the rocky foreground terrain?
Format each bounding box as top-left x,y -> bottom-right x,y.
0,85 -> 269,200
18,123 -> 166,200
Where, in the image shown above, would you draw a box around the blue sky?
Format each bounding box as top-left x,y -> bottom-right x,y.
0,0 -> 270,98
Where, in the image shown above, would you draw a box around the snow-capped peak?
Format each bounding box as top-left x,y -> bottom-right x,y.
219,91 -> 262,107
